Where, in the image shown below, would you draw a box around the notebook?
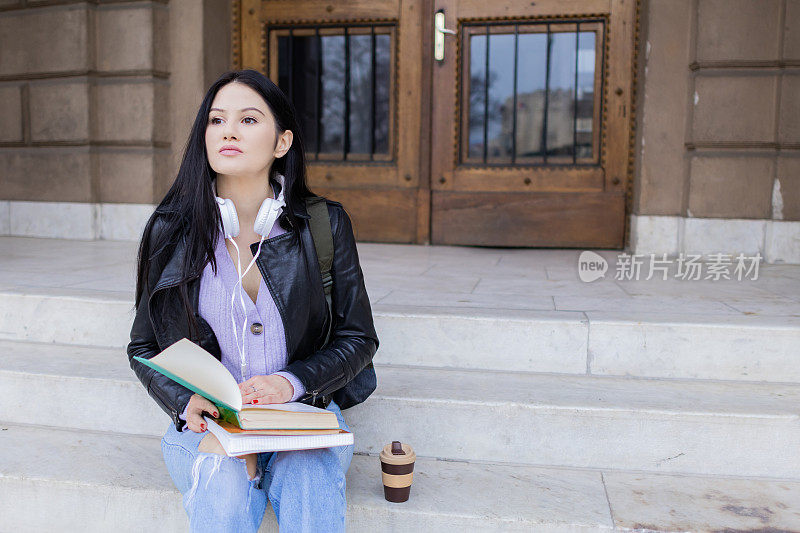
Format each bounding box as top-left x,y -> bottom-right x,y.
214,420 -> 342,436
204,416 -> 354,456
132,337 -> 339,430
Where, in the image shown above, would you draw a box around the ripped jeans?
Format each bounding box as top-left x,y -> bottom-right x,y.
160,399 -> 353,533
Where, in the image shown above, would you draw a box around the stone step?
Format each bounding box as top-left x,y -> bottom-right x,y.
1,421 -> 798,532
1,287 -> 799,382
2,339 -> 799,478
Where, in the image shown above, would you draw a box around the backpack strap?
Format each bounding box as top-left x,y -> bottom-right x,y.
304,196 -> 334,345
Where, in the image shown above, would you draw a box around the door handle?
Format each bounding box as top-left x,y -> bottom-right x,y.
434,9 -> 456,62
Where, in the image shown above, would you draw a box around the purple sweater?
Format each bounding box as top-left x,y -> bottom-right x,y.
178,214 -> 306,431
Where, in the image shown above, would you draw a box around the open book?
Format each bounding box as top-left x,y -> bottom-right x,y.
132,338 -> 339,430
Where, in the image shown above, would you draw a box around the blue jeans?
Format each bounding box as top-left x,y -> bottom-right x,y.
161,399 -> 353,533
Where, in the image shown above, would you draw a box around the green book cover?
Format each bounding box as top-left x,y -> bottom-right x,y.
217,404 -> 243,427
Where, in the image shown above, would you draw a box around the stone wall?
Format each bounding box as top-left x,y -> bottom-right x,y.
633,0 -> 800,262
0,0 -> 230,239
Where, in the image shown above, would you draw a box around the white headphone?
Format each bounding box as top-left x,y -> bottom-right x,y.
214,172 -> 286,239
212,172 -> 287,381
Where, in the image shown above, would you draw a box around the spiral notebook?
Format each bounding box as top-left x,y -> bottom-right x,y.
203,416 -> 353,456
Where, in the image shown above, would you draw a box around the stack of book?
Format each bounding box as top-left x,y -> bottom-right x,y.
134,338 -> 353,456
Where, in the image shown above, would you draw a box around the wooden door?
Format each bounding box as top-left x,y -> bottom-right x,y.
234,0 -> 638,247
237,0 -> 426,243
430,0 -> 637,247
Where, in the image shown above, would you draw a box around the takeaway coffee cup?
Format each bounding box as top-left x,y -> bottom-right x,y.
379,441 -> 415,502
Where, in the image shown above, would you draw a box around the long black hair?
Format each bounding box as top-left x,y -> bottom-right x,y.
133,69 -> 316,339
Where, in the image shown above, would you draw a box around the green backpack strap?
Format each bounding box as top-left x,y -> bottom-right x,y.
305,196 -> 334,344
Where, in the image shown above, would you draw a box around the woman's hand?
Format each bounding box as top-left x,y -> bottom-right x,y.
185,393 -> 219,433
240,374 -> 294,405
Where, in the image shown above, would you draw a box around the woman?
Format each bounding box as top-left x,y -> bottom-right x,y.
127,69 -> 379,532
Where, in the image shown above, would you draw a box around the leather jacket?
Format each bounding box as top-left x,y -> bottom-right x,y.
127,196 -> 380,432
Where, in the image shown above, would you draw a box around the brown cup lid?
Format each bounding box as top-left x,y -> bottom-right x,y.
380,441 -> 415,465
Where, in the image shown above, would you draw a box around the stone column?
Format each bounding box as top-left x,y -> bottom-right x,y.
632,0 -> 800,263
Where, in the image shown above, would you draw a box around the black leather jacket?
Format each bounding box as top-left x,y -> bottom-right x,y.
127,197 -> 379,432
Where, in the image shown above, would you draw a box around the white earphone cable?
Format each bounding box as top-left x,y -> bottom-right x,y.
227,238 -> 248,380
219,178 -> 282,383
227,223 -> 269,381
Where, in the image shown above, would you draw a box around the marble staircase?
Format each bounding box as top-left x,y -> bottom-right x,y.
0,237 -> 799,531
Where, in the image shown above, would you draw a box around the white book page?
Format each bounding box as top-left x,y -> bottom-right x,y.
149,338 -> 242,411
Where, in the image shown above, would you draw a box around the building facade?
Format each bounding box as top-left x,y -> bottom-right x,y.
0,0 -> 797,262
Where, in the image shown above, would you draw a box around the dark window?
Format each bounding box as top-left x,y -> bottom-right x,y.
273,24 -> 393,162
464,20 -> 603,166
